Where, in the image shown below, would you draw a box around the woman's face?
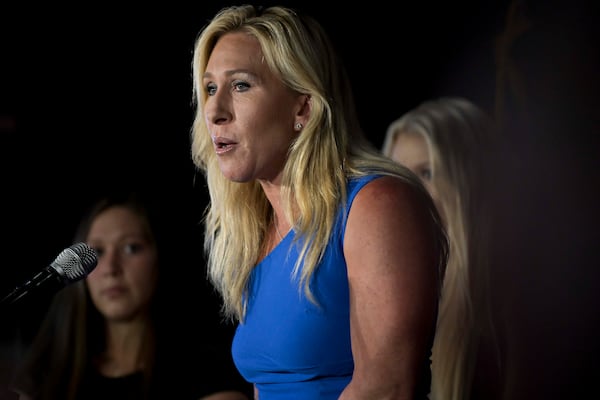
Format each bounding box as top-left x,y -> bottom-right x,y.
85,206 -> 158,322
390,131 -> 440,207
202,32 -> 307,184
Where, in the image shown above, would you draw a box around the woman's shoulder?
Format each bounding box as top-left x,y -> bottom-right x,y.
351,174 -> 422,204
348,174 -> 434,235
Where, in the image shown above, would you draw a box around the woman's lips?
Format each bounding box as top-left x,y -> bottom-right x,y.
101,286 -> 127,298
212,136 -> 237,154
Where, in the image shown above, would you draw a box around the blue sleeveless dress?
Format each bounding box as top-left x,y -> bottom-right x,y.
232,175 -> 379,399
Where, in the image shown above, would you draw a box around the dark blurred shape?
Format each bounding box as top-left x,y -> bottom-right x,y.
491,1 -> 600,399
0,115 -> 17,135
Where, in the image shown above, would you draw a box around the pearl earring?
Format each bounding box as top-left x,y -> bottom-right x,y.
294,122 -> 303,131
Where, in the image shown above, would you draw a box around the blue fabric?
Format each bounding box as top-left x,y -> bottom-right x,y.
232,175 -> 380,399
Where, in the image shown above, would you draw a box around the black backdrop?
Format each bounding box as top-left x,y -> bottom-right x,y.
0,0 -> 509,282
1,1 -> 599,399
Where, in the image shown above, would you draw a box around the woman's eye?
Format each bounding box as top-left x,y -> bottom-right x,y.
206,83 -> 217,96
418,168 -> 432,181
233,81 -> 250,91
123,243 -> 143,255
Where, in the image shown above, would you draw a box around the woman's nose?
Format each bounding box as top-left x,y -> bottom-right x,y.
97,249 -> 122,276
204,91 -> 232,126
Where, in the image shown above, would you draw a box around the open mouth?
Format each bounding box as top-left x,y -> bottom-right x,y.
212,136 -> 236,153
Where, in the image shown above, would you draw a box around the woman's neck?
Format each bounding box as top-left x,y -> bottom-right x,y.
97,317 -> 151,377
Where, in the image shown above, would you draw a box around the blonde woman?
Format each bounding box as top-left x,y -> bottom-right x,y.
190,5 -> 448,400
383,97 -> 503,400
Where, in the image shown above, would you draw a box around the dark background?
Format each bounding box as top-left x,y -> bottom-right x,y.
0,0 -> 512,283
1,1 -> 598,399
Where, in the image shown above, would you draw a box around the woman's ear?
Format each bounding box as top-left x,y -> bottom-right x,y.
295,94 -> 311,128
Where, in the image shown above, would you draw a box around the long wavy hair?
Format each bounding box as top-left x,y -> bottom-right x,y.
191,5 -> 448,323
383,97 -> 500,400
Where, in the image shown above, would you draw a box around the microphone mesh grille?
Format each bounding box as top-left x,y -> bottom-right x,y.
52,242 -> 99,282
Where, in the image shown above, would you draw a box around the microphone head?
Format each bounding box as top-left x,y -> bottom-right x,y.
51,242 -> 98,283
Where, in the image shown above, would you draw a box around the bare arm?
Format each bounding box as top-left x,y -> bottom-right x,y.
339,176 -> 440,400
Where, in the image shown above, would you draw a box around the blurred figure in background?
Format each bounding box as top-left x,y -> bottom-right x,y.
492,1 -> 600,398
11,190 -> 251,400
382,96 -> 504,400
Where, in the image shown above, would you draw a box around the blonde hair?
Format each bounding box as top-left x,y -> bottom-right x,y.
191,5 -> 448,322
383,97 -> 499,400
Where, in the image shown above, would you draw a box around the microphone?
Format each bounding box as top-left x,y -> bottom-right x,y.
1,242 -> 98,306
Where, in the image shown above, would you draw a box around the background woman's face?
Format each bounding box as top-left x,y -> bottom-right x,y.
390,131 -> 436,197
390,131 -> 445,223
85,206 -> 158,322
